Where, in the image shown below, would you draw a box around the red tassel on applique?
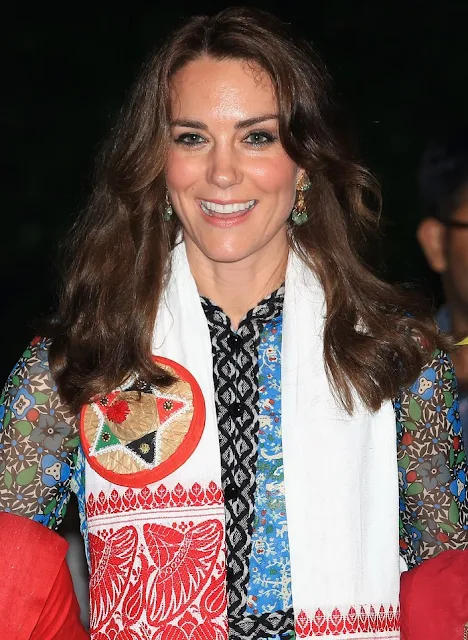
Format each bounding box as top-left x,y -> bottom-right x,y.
107,399 -> 130,424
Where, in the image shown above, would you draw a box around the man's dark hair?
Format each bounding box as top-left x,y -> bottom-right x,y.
418,126 -> 468,221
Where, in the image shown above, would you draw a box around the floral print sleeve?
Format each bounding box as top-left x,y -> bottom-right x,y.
0,337 -> 79,529
396,348 -> 468,568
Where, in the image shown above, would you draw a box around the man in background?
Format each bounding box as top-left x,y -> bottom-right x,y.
416,127 -> 468,452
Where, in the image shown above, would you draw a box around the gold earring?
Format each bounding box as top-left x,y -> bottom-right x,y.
163,190 -> 173,221
291,173 -> 311,225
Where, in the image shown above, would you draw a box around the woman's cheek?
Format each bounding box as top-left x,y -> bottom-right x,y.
166,150 -> 205,191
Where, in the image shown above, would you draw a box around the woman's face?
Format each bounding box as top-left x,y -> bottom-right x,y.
165,55 -> 303,265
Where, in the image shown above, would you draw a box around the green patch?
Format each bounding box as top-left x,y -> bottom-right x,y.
65,436 -> 80,449
43,497 -> 57,515
14,420 -> 33,437
16,464 -> 38,486
3,470 -> 13,490
403,420 -> 417,432
11,375 -> 21,387
409,398 -> 422,422
95,423 -> 121,452
449,500 -> 459,524
399,453 -> 410,469
443,391 -> 454,409
406,482 -> 424,496
33,392 -> 49,405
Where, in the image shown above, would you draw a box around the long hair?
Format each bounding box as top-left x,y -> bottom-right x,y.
48,7 -> 444,414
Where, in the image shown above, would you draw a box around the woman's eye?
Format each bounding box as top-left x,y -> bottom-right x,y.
175,133 -> 205,146
244,131 -> 277,146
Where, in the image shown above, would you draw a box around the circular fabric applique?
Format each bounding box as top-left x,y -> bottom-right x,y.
80,357 -> 205,487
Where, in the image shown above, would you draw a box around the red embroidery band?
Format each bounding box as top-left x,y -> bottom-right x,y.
87,482 -> 223,517
295,605 -> 400,637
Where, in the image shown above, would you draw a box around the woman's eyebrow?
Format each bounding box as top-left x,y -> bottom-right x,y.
170,119 -> 207,130
234,114 -> 278,129
170,114 -> 279,130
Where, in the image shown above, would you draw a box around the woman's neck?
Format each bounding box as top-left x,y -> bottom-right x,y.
185,238 -> 288,330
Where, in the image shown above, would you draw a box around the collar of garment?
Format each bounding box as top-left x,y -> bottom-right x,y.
200,284 -> 285,330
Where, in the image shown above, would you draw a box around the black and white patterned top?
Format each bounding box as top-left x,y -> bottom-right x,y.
201,286 -> 295,639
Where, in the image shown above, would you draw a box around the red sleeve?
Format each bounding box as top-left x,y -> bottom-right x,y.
400,549 -> 468,639
32,556 -> 89,640
0,512 -> 88,640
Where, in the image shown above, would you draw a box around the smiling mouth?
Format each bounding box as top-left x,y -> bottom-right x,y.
199,199 -> 256,215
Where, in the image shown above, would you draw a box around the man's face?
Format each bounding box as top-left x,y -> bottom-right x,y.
417,188 -> 468,329
442,197 -> 468,322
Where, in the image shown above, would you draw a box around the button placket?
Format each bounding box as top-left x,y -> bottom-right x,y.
229,330 -> 244,425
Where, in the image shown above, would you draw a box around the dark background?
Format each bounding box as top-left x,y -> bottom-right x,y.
3,0 -> 468,379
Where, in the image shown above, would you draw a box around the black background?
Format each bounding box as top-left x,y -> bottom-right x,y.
3,0 -> 468,379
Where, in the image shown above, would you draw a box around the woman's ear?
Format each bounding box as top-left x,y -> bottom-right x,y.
416,217 -> 448,274
297,165 -> 308,179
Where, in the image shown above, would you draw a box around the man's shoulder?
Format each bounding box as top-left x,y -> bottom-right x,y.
435,304 -> 451,333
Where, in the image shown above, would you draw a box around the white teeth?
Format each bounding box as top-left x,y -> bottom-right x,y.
200,200 -> 256,215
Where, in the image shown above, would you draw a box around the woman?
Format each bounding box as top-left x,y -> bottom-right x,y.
1,8 -> 467,639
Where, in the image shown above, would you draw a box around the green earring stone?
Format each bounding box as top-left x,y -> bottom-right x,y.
291,208 -> 308,225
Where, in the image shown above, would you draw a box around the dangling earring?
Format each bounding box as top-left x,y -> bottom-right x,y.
163,190 -> 173,221
291,173 -> 311,225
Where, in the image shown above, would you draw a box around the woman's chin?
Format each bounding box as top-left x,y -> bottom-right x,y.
199,243 -> 254,265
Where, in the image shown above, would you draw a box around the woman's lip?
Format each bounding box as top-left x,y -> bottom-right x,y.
198,198 -> 255,205
198,200 -> 256,226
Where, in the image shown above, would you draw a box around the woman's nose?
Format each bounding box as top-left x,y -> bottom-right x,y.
207,145 -> 242,189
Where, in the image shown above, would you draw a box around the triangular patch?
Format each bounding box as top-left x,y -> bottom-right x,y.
95,423 -> 121,452
125,431 -> 157,465
156,397 -> 185,426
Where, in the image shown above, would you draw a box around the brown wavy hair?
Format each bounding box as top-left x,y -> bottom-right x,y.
48,7 -> 445,414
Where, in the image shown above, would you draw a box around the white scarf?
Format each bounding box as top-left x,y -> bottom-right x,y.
83,241 -> 401,639
152,242 -> 400,638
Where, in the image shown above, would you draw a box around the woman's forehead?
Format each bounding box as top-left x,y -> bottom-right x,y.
169,56 -> 277,123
